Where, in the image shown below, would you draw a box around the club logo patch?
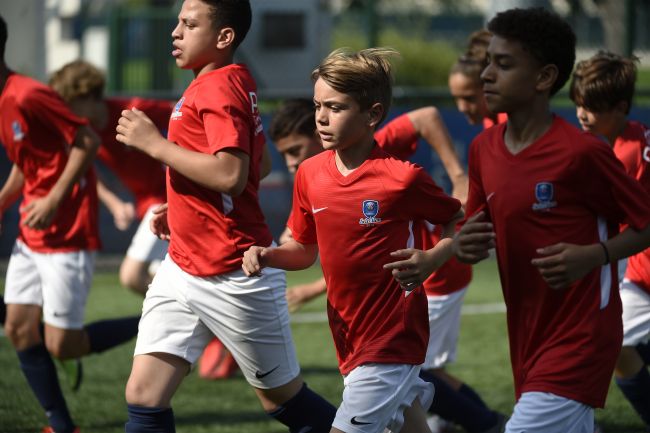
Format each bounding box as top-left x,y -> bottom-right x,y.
360,199 -> 382,225
12,121 -> 24,141
171,97 -> 185,119
532,182 -> 557,211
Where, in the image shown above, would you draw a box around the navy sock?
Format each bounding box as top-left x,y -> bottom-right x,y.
267,383 -> 336,433
0,295 -> 6,325
85,316 -> 140,354
420,369 -> 497,432
459,382 -> 489,409
636,342 -> 650,365
125,404 -> 175,433
616,367 -> 650,426
17,344 -> 75,433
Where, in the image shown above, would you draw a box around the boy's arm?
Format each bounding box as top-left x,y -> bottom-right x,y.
0,164 -> 25,234
23,124 -> 99,229
116,108 -> 249,196
242,239 -> 319,276
452,211 -> 495,264
97,178 -> 135,231
384,209 -> 464,289
286,276 -> 327,312
260,144 -> 272,179
532,223 -> 650,289
408,107 -> 468,204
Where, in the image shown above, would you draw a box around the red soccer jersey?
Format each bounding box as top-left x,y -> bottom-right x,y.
165,64 -> 272,276
96,98 -> 171,219
614,121 -> 650,294
466,115 -> 650,408
0,72 -> 100,252
375,114 -> 472,296
289,146 -> 461,374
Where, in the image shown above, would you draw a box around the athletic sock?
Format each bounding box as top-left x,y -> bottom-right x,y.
267,383 -> 336,432
616,367 -> 650,426
420,369 -> 497,432
125,404 -> 175,433
636,342 -> 650,365
17,344 -> 76,433
85,316 -> 140,354
459,382 -> 489,409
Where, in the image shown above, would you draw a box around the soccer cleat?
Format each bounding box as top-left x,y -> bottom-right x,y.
480,412 -> 508,433
57,358 -> 83,392
42,427 -> 80,433
198,338 -> 239,380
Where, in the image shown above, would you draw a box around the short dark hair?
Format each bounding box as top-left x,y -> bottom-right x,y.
268,99 -> 316,142
0,14 -> 7,61
450,29 -> 492,83
487,7 -> 575,96
202,0 -> 251,49
570,51 -> 638,114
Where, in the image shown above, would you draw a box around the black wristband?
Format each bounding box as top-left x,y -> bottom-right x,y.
599,241 -> 610,265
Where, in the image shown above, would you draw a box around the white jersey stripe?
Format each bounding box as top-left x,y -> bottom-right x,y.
222,193 -> 233,215
598,216 -> 612,310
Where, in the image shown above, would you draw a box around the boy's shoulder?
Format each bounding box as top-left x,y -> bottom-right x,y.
3,73 -> 52,105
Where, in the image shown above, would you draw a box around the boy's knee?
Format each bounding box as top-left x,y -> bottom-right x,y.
126,376 -> 168,407
4,319 -> 40,349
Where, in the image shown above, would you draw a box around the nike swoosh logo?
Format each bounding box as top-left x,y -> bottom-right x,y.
255,365 -> 279,379
351,416 -> 372,425
486,192 -> 495,202
312,206 -> 328,214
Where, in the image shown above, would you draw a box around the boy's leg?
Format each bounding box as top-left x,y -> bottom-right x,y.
505,392 -> 593,433
400,398 -> 432,433
190,266 -> 336,432
616,279 -> 650,427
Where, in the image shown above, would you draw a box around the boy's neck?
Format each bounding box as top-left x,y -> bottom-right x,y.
605,119 -> 628,146
504,97 -> 553,155
0,62 -> 10,95
334,135 -> 375,176
193,54 -> 234,78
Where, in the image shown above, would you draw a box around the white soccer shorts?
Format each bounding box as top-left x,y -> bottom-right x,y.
4,240 -> 95,329
506,392 -> 593,433
332,363 -> 434,433
125,204 -> 168,263
620,278 -> 650,346
422,287 -> 468,370
134,255 -> 300,389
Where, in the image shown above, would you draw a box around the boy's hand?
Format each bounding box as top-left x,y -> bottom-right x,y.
242,246 -> 271,277
383,248 -> 438,290
286,278 -> 326,312
531,242 -> 605,289
22,195 -> 59,230
116,108 -> 164,157
113,201 -> 135,231
150,203 -> 170,240
453,212 -> 495,264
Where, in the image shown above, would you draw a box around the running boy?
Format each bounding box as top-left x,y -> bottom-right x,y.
50,60 -> 172,295
0,14 -> 139,433
243,47 -> 464,433
115,1 -> 336,432
454,8 -> 650,432
570,51 -> 650,430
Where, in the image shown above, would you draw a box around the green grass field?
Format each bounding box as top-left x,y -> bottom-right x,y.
0,259 -> 645,432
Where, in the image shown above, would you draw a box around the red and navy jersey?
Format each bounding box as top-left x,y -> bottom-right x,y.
289,146 -> 461,374
166,64 -> 272,276
466,115 -> 650,408
614,121 -> 650,294
0,72 -> 99,252
97,98 -> 171,219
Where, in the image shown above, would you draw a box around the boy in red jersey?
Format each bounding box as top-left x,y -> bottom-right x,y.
115,1 -> 336,432
243,47 -> 464,433
0,14 -> 139,433
454,8 -> 650,432
268,98 -> 505,432
570,51 -> 650,430
49,60 -> 172,295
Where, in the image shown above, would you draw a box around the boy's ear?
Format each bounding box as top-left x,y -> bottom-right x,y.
216,27 -> 235,50
367,103 -> 384,128
536,64 -> 559,94
614,99 -> 629,114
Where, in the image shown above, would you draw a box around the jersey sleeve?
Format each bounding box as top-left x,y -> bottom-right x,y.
22,86 -> 87,147
398,165 -> 461,225
578,137 -> 650,231
464,137 -> 489,219
637,125 -> 650,196
374,114 -> 418,160
195,81 -> 252,156
287,166 -> 317,245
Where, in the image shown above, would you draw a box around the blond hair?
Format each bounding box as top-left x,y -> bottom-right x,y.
49,60 -> 105,103
311,47 -> 399,125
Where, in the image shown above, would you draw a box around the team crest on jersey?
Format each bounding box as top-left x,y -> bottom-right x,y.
171,97 -> 185,119
359,199 -> 382,226
532,182 -> 557,211
12,121 -> 24,141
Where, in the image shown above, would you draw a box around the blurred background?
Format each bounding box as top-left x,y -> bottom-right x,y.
0,0 -> 649,256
